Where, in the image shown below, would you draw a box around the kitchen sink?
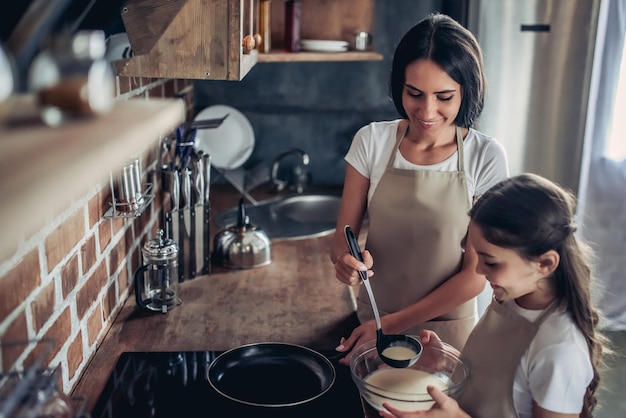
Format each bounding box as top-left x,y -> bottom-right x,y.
214,194 -> 342,241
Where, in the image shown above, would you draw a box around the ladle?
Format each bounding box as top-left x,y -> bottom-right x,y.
344,225 -> 423,368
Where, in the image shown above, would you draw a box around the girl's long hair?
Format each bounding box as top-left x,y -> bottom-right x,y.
469,173 -> 609,418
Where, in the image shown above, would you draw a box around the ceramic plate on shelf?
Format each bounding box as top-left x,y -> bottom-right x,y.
300,39 -> 349,52
193,105 -> 255,169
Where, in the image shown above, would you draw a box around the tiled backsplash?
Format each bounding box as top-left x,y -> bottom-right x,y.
0,78 -> 193,394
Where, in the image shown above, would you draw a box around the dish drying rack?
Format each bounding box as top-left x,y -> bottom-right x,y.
0,339 -> 89,418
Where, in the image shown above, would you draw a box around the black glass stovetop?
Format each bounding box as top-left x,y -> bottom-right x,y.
90,350 -> 364,418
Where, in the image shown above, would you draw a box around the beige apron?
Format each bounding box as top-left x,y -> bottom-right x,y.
456,298 -> 559,418
357,123 -> 477,351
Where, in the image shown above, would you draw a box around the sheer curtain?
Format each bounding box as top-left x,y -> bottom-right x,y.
579,0 -> 626,330
605,45 -> 626,159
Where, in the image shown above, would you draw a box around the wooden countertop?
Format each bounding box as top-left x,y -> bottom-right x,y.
71,185 -> 359,413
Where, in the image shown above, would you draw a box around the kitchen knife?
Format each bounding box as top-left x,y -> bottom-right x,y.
193,152 -> 205,277
188,155 -> 203,279
181,113 -> 229,130
164,210 -> 173,240
201,153 -> 211,275
175,126 -> 184,170
162,167 -> 177,240
181,168 -> 192,280
189,182 -> 196,279
181,168 -> 192,238
169,171 -> 184,282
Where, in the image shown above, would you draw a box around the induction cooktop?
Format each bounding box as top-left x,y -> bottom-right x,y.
90,350 -> 364,417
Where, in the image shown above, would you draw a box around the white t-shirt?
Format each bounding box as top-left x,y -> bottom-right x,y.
345,120 -> 510,205
505,299 -> 593,417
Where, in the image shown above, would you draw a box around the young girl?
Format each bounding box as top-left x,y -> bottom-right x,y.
380,173 -> 608,418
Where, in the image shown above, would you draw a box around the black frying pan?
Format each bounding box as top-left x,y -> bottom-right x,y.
207,342 -> 335,408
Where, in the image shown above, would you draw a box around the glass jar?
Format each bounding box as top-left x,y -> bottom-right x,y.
28,30 -> 115,126
36,385 -> 74,418
134,229 -> 181,313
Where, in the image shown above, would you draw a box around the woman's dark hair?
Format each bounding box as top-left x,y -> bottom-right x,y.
469,173 -> 608,418
390,13 -> 486,128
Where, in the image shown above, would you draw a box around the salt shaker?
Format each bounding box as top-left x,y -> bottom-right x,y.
28,30 -> 115,126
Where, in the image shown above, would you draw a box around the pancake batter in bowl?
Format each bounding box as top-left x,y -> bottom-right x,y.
364,368 -> 448,411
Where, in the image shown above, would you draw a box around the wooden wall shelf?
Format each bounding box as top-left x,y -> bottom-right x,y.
0,98 -> 185,258
257,50 -> 383,63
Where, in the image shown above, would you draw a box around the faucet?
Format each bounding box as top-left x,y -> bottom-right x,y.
270,148 -> 310,193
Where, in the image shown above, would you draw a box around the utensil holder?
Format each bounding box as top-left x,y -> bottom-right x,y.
104,162 -> 154,219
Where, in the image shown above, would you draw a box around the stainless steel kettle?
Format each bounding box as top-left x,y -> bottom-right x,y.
213,198 -> 271,269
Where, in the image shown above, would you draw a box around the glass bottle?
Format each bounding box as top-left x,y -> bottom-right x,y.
28,30 -> 115,126
259,0 -> 271,53
284,0 -> 301,52
34,368 -> 74,418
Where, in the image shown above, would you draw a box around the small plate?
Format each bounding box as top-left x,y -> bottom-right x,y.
300,39 -> 349,52
193,105 -> 255,169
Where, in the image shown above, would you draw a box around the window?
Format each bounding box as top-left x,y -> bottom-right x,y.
606,39 -> 626,160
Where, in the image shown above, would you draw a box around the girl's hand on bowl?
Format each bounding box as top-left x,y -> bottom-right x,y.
419,329 -> 444,348
419,330 -> 461,355
415,330 -> 461,373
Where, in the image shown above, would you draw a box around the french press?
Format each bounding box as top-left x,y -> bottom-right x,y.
134,229 -> 181,313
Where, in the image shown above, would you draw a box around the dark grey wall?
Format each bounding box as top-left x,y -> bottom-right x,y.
194,1 -> 447,187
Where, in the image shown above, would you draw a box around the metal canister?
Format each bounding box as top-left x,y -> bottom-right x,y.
27,30 -> 115,126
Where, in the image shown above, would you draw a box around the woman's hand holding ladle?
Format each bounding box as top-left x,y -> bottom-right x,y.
343,226 -> 423,369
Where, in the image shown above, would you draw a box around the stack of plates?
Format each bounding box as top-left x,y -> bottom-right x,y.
300,39 -> 348,53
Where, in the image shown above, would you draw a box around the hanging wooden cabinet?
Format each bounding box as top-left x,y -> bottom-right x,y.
117,0 -> 258,81
115,0 -> 381,80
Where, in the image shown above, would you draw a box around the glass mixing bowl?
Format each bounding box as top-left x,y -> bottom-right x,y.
350,338 -> 469,417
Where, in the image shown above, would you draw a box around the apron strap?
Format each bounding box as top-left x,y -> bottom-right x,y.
386,121 -> 409,168
492,294 -> 562,325
455,126 -> 465,172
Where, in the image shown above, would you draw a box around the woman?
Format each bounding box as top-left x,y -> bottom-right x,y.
381,173 -> 608,418
331,13 -> 509,362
